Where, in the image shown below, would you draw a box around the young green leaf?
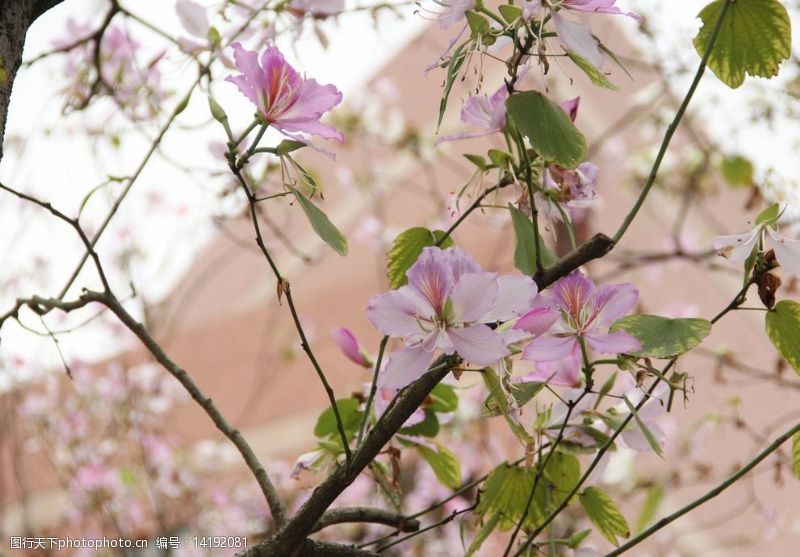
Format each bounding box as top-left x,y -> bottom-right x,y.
509,204 -> 557,275
477,464 -> 548,530
437,42 -> 468,131
611,315 -> 712,359
428,383 -> 459,413
399,410 -> 440,438
506,91 -> 587,169
579,486 -> 630,546
314,398 -> 361,438
693,0 -> 791,89
464,153 -> 489,170
275,139 -> 307,155
567,51 -> 619,90
481,368 -> 535,444
465,514 -> 500,557
289,186 -> 348,256
765,300 -> 800,375
414,442 -> 462,489
498,4 -> 522,23
755,202 -> 782,226
634,485 -> 664,534
386,227 -> 455,289
622,395 -> 664,457
719,154 -> 754,187
792,432 -> 800,481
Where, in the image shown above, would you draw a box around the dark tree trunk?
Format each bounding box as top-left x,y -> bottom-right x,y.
0,0 -> 65,162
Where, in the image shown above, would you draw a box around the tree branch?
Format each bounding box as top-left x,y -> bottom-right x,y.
311,507 -> 420,534
242,355 -> 460,556
534,233 -> 615,289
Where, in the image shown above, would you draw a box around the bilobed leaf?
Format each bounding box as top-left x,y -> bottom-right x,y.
611,315 -> 712,359
567,51 -> 619,90
386,227 -> 455,288
792,432 -> 800,481
579,486 -> 630,546
289,186 -> 348,256
415,442 -> 462,489
693,0 -> 792,89
506,91 -> 587,168
509,204 -> 557,275
634,485 -> 664,534
765,300 -> 800,374
622,395 -> 664,457
720,154 -> 754,187
314,398 -> 361,438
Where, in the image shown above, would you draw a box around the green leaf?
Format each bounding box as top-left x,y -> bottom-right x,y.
488,149 -> 513,168
567,529 -> 592,549
481,368 -> 535,444
611,315 -> 712,359
509,204 -> 557,275
693,0 -> 792,89
634,485 -> 664,534
415,443 -> 462,489
466,514 -> 500,556
498,4 -> 522,23
756,202 -> 782,226
792,432 -> 800,481
276,139 -> 306,155
399,410 -> 440,437
543,451 -> 581,494
477,464 -> 548,530
465,10 -> 490,35
622,395 -> 664,457
428,383 -> 459,413
765,300 -> 800,374
567,51 -> 619,90
579,486 -> 630,546
314,398 -> 362,438
437,42 -> 468,131
386,227 -> 455,289
464,153 -> 489,170
720,154 -> 754,187
506,91 -> 587,169
289,186 -> 348,256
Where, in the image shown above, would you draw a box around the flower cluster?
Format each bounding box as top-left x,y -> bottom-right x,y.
364,247 -> 639,389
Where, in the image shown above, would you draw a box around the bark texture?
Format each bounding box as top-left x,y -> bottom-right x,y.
0,0 -> 65,163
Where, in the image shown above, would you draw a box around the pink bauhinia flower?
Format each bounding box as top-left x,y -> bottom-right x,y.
521,271 -> 640,386
366,247 -> 539,389
226,43 -> 343,143
712,218 -> 800,277
523,0 -> 641,69
436,84 -> 508,144
331,327 -> 372,368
